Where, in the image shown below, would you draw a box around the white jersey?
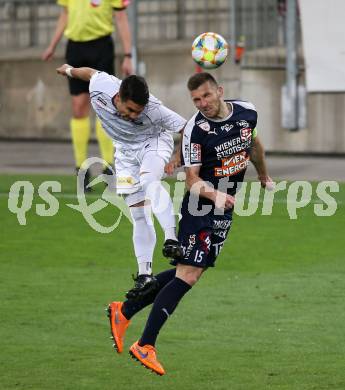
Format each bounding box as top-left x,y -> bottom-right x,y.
89,72 -> 186,151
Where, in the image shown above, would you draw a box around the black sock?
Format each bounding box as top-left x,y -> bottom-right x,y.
138,277 -> 191,347
122,268 -> 176,320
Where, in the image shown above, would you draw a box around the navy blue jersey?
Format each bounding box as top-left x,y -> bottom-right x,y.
182,100 -> 257,197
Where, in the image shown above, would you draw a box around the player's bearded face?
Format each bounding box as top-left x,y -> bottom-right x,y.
191,82 -> 223,118
114,95 -> 145,121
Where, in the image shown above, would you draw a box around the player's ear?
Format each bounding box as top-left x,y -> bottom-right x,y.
217,86 -> 224,98
114,93 -> 121,106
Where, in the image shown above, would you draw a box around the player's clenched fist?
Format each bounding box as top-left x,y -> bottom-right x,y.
214,191 -> 235,210
56,64 -> 72,77
164,157 -> 181,176
259,175 -> 274,191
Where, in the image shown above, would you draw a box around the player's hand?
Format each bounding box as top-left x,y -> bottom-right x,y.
164,156 -> 181,176
121,57 -> 133,76
214,191 -> 235,210
42,46 -> 54,61
258,175 -> 274,191
56,64 -> 72,77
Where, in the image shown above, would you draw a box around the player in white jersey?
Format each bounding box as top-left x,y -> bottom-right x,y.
56,64 -> 185,302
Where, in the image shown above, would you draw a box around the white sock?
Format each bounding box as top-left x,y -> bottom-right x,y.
138,261 -> 152,275
164,227 -> 177,241
140,172 -> 176,237
130,206 -> 156,275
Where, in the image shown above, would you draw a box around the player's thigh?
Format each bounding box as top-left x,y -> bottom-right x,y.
115,150 -> 141,196
140,152 -> 166,179
173,209 -> 213,269
139,133 -> 174,169
174,227 -> 213,269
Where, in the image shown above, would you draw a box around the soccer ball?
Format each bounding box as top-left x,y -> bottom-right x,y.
192,32 -> 229,69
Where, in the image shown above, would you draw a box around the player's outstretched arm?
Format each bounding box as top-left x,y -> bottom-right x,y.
56,64 -> 98,81
250,136 -> 273,190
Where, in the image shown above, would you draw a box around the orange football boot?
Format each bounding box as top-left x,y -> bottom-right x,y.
107,302 -> 130,353
129,341 -> 165,376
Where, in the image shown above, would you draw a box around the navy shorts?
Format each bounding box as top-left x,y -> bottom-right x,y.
172,196 -> 233,268
66,35 -> 115,95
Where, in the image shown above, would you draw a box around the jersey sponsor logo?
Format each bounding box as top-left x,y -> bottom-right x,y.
214,151 -> 249,177
214,229 -> 227,239
215,137 -> 252,159
236,120 -> 249,127
184,144 -> 190,161
190,143 -> 201,163
240,127 -> 252,142
215,137 -> 242,153
220,123 -> 234,132
213,219 -> 232,229
182,234 -> 196,259
117,176 -> 135,186
212,241 -> 225,256
196,119 -> 211,132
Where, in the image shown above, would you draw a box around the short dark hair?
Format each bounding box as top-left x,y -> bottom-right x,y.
119,75 -> 149,106
187,72 -> 218,91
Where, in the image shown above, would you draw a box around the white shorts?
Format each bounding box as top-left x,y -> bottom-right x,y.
115,132 -> 174,206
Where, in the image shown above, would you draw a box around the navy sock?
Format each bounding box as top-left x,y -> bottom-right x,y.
122,268 -> 176,320
138,277 -> 191,347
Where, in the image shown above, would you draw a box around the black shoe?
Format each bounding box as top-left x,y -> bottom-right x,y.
76,167 -> 92,193
103,166 -> 114,176
162,239 -> 183,260
103,166 -> 116,190
126,274 -> 159,301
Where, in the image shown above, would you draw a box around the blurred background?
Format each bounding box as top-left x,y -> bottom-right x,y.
0,0 -> 344,158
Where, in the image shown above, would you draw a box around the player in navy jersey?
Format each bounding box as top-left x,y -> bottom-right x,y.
172,72 -> 272,270
108,72 -> 272,375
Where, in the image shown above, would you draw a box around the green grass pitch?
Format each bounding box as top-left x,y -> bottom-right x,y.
0,174 -> 344,390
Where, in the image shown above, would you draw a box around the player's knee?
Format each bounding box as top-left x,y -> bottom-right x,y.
184,274 -> 199,286
130,205 -> 151,223
176,267 -> 203,286
140,172 -> 161,191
